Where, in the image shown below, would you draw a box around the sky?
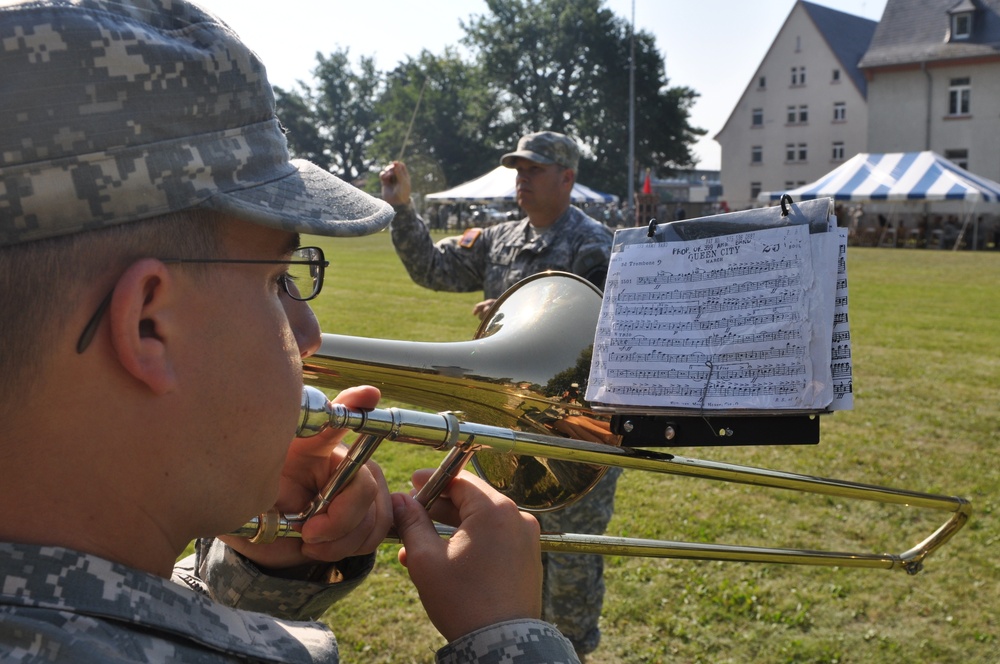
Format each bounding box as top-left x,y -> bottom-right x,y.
194,0 -> 888,172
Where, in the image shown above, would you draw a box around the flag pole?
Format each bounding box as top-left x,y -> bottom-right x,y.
627,0 -> 636,225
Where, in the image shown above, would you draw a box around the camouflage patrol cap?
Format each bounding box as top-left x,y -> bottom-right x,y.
0,0 -> 393,247
500,131 -> 580,171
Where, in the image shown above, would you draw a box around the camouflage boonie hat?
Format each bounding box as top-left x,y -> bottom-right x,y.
0,0 -> 393,247
500,131 -> 580,171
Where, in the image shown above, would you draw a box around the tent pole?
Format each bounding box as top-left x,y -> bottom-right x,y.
954,203 -> 976,251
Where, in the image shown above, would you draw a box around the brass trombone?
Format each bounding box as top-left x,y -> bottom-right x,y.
234,272 -> 970,574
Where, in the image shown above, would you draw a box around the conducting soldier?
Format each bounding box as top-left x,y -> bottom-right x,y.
381,132 -> 621,660
381,131 -> 613,320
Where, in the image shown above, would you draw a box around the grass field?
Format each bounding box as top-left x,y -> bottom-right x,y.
302,232 -> 998,664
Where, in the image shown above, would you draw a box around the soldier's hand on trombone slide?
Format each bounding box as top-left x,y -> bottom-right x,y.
392,469 -> 543,641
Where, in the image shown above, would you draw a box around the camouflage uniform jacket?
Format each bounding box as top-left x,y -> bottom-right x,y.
0,540 -> 579,663
391,204 -> 613,298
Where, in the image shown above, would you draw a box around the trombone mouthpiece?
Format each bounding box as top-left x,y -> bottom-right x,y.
298,386 -> 332,437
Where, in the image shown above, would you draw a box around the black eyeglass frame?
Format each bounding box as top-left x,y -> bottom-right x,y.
75,246 -> 328,354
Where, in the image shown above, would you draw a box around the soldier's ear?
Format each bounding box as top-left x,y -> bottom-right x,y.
562,167 -> 576,188
107,259 -> 179,396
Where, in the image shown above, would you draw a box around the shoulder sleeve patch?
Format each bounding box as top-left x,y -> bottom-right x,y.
458,227 -> 483,248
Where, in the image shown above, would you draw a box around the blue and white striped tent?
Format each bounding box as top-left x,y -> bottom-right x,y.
426,165 -> 618,204
758,151 -> 1000,203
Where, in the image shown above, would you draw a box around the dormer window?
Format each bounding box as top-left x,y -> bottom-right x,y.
948,0 -> 977,41
953,12 -> 972,38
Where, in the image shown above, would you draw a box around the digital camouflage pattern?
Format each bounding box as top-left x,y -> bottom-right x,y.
390,204 -> 614,299
0,0 -> 392,248
437,621 -> 580,664
500,131 -> 581,171
0,540 -> 579,663
537,467 -> 622,654
0,540 -> 343,663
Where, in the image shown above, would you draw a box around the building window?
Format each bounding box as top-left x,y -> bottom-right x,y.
751,146 -> 763,164
832,68 -> 841,82
945,149 -> 969,169
786,144 -> 808,162
832,142 -> 845,161
752,108 -> 763,126
949,77 -> 971,115
758,76 -> 766,89
833,102 -> 846,121
951,12 -> 973,40
784,181 -> 796,190
791,66 -> 806,85
786,105 -> 808,124
750,182 -> 762,199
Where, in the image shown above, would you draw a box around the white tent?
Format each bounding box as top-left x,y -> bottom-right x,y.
757,151 -> 1000,248
425,166 -> 619,204
758,151 -> 1000,203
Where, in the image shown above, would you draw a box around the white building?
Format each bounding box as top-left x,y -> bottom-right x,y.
715,2 -> 876,209
859,0 -> 1000,183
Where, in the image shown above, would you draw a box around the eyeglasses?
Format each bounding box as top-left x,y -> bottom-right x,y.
76,246 -> 328,354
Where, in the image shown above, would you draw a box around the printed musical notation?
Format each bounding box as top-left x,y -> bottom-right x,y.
586,202 -> 852,415
606,362 -> 807,382
603,344 -> 805,365
830,225 -> 854,409
603,381 -> 804,399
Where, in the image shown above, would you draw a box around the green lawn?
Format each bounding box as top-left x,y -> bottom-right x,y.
306,234 -> 999,664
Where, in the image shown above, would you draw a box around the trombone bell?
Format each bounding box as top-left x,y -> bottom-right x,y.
304,271 -> 616,512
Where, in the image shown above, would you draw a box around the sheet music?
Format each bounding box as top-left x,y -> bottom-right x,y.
830,225 -> 854,409
587,221 -> 844,413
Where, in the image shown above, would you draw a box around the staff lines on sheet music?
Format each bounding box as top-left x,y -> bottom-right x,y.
606,310 -> 801,331
831,361 -> 853,378
634,258 -> 802,285
595,328 -> 801,344
603,343 -> 805,365
606,363 -> 806,382
605,291 -> 799,319
832,343 -> 851,361
603,382 -> 803,398
616,275 -> 803,303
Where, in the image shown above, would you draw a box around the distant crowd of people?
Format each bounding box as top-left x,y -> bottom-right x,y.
837,204 -> 999,250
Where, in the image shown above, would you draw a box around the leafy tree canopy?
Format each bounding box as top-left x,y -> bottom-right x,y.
462,0 -> 704,195
275,0 -> 704,200
274,49 -> 381,185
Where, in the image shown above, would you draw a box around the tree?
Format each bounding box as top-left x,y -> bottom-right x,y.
462,0 -> 704,196
273,49 -> 382,184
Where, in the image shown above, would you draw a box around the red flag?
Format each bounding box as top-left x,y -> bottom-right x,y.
642,169 -> 652,194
